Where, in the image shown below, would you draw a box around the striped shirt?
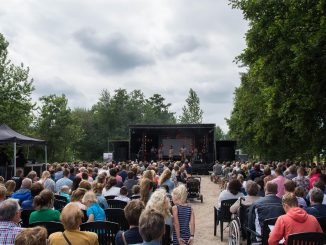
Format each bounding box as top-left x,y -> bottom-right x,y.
0,221 -> 23,245
173,205 -> 192,245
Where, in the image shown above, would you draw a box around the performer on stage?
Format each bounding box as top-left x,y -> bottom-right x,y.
158,144 -> 163,160
168,145 -> 174,161
179,145 -> 187,162
193,147 -> 198,161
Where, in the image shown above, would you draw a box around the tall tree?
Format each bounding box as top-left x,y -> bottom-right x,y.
179,88 -> 203,124
37,94 -> 81,161
228,0 -> 326,160
0,33 -> 34,132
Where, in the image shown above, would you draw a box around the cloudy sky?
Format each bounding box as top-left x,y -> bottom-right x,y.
0,0 -> 247,132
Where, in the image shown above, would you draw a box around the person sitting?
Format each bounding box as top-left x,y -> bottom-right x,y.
114,186 -> 131,203
249,163 -> 263,181
48,203 -> 99,245
248,181 -> 284,243
284,179 -> 307,208
29,189 -> 61,224
21,182 -> 44,209
82,191 -> 105,222
230,180 -> 260,214
115,200 -> 144,245
38,171 -> 55,193
123,171 -> 138,197
293,167 -> 310,195
217,179 -> 244,209
5,180 -> 16,197
131,185 -> 141,199
55,168 -> 73,193
102,177 -> 121,197
305,187 -> 326,217
92,182 -> 108,209
70,188 -> 86,210
0,199 -> 22,245
212,161 -> 223,183
11,178 -> 32,204
57,185 -> 70,202
158,169 -> 175,194
139,209 -> 165,245
268,193 -> 323,245
14,226 -> 47,245
0,185 -> 7,203
271,168 -> 286,198
11,168 -> 24,192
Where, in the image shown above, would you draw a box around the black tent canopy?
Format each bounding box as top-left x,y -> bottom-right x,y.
0,124 -> 47,174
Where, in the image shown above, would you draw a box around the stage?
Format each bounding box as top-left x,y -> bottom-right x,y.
129,124 -> 216,167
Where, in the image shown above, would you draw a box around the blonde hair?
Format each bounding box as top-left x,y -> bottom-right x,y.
0,185 -> 7,197
172,184 -> 187,204
71,188 -> 87,202
41,171 -> 51,179
5,180 -> 16,196
14,226 -> 47,245
92,181 -> 104,194
60,203 -> 84,230
82,191 -> 97,205
140,178 -> 153,205
146,188 -> 171,218
142,170 -> 154,181
158,169 -> 171,185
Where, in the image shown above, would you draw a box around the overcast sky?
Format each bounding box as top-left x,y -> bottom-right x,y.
0,0 -> 247,132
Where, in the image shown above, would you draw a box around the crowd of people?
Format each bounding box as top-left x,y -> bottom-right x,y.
0,160 -> 195,245
212,160 -> 326,244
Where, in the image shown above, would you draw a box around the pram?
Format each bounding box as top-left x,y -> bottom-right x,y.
186,176 -> 203,203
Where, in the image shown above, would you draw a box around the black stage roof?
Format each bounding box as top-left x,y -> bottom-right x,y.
129,124 -> 215,129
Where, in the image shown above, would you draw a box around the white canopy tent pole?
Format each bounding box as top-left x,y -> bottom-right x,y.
13,142 -> 16,176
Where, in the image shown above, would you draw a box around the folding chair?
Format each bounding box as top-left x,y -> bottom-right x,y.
288,232 -> 326,245
104,208 -> 129,231
29,221 -> 64,236
80,221 -> 119,245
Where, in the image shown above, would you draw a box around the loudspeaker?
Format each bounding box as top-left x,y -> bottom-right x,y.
216,141 -> 236,162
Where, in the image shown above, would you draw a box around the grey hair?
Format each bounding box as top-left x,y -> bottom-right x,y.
0,199 -> 20,221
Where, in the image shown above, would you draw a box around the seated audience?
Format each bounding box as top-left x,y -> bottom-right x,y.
29,189 -> 61,224
249,163 -> 263,181
5,180 -> 16,197
70,188 -> 87,210
0,185 -> 7,203
305,187 -> 326,217
284,179 -> 307,208
114,186 -> 131,202
48,203 -> 99,245
263,166 -> 274,186
59,185 -> 71,203
139,209 -> 165,245
115,200 -> 145,245
158,169 -> 175,194
217,179 -> 244,208
92,182 -> 108,209
131,185 -> 141,199
39,171 -> 55,193
248,181 -> 284,243
123,171 -> 138,197
0,199 -> 23,245
55,168 -> 73,193
271,168 -> 286,198
230,180 -> 260,214
82,191 -> 105,222
11,178 -> 32,203
140,178 -> 154,205
102,177 -> 121,196
268,193 -> 323,245
293,167 -> 309,195
21,182 -> 44,209
14,226 -> 47,245
79,180 -> 92,191
309,167 -> 321,189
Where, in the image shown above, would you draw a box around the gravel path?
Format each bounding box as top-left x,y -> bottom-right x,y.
188,175 -> 228,245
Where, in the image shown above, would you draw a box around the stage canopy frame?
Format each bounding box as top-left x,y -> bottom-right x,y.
0,124 -> 47,175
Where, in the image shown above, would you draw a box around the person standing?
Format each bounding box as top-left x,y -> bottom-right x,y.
16,149 -> 26,169
0,148 -> 9,178
169,146 -> 174,161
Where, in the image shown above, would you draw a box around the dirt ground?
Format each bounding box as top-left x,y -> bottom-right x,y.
188,175 -> 228,245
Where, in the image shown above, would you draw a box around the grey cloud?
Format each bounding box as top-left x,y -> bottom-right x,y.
162,35 -> 204,57
74,30 -> 155,73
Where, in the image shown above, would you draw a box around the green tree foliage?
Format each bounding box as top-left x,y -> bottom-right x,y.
37,94 -> 82,161
228,0 -> 326,160
0,34 -> 34,132
179,88 -> 203,124
215,126 -> 225,140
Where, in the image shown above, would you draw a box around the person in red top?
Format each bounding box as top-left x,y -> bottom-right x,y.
309,167 -> 321,189
268,193 -> 323,245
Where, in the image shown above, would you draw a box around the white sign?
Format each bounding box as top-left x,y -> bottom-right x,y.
103,152 -> 113,162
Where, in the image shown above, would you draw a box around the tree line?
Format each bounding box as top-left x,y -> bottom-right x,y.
0,33 -> 228,162
227,0 -> 326,161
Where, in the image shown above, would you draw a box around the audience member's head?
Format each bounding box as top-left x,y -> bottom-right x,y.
82,191 -> 97,207
313,180 -> 325,193
79,180 -> 91,191
245,180 -> 259,196
265,181 -> 278,195
33,189 -> 54,210
0,199 -> 21,223
172,184 -> 187,205
146,188 -> 171,218
282,193 -> 298,212
284,180 -> 296,193
228,179 -> 242,195
60,203 -> 84,230
31,182 -> 44,198
294,186 -> 305,198
21,178 -> 32,189
310,187 -> 324,205
71,188 -> 87,202
124,199 -> 145,226
92,182 -> 104,194
139,209 -> 165,242
5,180 -> 16,196
0,185 -> 7,201
132,185 -> 140,195
120,186 -> 128,196
14,226 -> 47,245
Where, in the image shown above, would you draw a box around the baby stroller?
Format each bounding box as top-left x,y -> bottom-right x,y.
186,176 -> 203,203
